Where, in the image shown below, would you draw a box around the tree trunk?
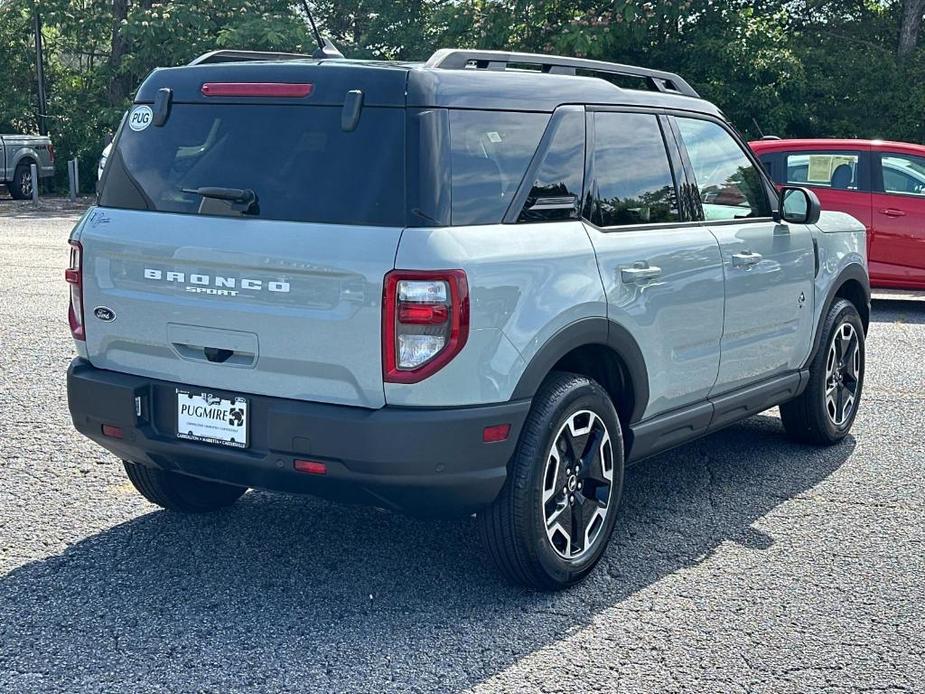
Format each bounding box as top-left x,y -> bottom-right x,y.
898,0 -> 925,59
107,0 -> 131,106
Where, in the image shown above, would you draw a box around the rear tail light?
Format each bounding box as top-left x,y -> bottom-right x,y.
65,240 -> 84,341
383,270 -> 469,383
47,143 -> 55,164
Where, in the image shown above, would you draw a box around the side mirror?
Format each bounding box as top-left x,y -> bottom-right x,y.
777,186 -> 821,225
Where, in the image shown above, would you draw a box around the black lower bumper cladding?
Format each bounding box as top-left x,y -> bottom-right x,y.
67,358 -> 530,516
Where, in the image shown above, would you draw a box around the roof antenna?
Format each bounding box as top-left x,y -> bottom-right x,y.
300,1 -> 344,60
751,117 -> 766,139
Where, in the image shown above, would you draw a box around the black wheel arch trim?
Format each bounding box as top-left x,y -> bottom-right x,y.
806,263 -> 870,368
510,317 -> 650,424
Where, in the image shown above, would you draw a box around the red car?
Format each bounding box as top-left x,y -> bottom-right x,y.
750,138 -> 925,290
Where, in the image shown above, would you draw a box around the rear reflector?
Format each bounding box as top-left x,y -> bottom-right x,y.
201,82 -> 314,98
482,424 -> 511,443
102,424 -> 124,439
294,459 -> 327,475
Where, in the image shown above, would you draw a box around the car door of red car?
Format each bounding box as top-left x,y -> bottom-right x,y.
778,146 -> 873,234
870,149 -> 925,289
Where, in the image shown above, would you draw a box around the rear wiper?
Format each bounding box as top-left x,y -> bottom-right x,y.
181,186 -> 259,216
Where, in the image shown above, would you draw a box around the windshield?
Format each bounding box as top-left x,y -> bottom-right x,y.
100,104 -> 406,226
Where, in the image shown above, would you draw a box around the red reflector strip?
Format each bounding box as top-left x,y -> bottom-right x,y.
398,303 -> 449,325
294,459 -> 327,475
201,82 -> 314,98
102,424 -> 124,439
482,424 -> 511,443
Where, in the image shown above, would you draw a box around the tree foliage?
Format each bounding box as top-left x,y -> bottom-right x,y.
0,0 -> 923,192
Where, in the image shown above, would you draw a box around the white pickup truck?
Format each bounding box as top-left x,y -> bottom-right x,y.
1,133 -> 55,199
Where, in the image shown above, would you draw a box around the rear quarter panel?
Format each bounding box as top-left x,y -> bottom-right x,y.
388,221 -> 606,406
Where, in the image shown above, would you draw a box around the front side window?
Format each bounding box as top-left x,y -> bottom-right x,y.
676,118 -> 771,221
586,111 -> 678,227
448,110 -> 548,226
786,152 -> 861,190
881,153 -> 925,196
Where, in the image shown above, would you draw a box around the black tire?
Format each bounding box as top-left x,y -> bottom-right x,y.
780,298 -> 865,445
9,162 -> 34,200
478,371 -> 625,590
123,460 -> 247,512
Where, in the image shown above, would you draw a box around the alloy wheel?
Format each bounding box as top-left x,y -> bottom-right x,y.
541,410 -> 614,560
825,322 -> 861,427
20,170 -> 33,198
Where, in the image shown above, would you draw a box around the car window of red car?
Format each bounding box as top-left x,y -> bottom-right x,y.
785,152 -> 861,190
676,118 -> 770,221
881,154 -> 925,196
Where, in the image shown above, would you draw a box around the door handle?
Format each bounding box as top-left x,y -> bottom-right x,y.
879,208 -> 906,218
731,251 -> 763,268
620,262 -> 662,284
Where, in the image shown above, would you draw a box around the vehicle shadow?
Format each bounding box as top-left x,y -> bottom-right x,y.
871,298 -> 925,324
0,414 -> 853,691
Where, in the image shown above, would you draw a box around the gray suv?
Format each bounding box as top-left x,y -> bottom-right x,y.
67,49 -> 869,589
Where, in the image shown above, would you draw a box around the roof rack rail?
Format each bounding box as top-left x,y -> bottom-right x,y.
424,49 -> 699,98
188,49 -> 312,66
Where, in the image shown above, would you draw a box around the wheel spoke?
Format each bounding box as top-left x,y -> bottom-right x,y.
542,448 -> 566,504
573,495 -> 605,553
835,384 -> 846,424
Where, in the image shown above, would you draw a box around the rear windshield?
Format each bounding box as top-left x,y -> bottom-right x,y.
100,104 -> 405,226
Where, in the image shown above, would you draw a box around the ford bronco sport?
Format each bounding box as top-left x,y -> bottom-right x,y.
67,49 -> 870,590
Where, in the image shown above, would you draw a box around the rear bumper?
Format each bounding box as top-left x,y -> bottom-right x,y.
67,358 -> 529,516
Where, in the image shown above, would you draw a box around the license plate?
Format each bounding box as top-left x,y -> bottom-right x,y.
176,390 -> 248,448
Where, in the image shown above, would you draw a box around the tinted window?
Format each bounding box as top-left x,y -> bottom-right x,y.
786,152 -> 860,189
881,154 -> 925,196
586,112 -> 678,227
100,104 -> 405,226
518,109 -> 585,223
449,110 -> 548,226
676,118 -> 771,221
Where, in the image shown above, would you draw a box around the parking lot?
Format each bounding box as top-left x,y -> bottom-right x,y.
1,208 -> 922,693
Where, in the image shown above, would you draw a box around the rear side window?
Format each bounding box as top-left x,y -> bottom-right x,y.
880,153 -> 925,196
449,110 -> 548,226
518,109 -> 585,223
786,152 -> 861,190
100,104 -> 405,226
586,111 -> 678,227
676,118 -> 771,221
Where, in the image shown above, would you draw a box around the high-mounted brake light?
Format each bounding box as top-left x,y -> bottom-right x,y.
383,270 -> 469,384
200,82 -> 314,98
65,240 -> 84,341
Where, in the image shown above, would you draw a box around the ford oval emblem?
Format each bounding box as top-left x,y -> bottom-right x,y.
93,306 -> 116,322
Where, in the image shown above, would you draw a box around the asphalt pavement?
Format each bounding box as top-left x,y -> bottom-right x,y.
1,208 -> 922,693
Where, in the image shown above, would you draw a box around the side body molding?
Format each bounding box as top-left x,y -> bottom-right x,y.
510,317 -> 650,424
806,263 -> 871,367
